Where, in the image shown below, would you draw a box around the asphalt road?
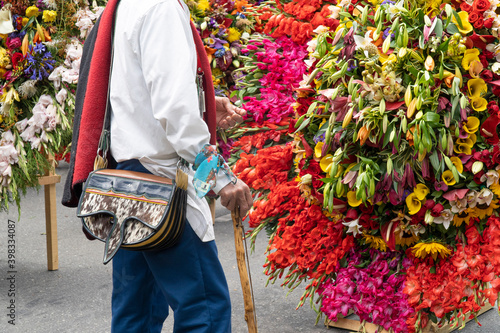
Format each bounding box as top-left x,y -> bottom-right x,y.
0,162 -> 499,333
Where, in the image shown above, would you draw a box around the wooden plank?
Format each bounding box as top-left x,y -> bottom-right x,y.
325,304 -> 494,333
38,174 -> 61,186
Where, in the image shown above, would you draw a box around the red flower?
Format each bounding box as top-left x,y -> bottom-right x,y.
467,10 -> 482,24
11,53 -> 24,68
484,17 -> 495,29
473,0 -> 491,12
460,2 -> 473,12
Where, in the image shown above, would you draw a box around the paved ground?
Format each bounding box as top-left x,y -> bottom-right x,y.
0,162 -> 499,333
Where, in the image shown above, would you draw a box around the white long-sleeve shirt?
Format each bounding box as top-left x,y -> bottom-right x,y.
109,0 -> 229,241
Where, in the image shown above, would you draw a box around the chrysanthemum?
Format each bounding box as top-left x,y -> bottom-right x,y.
411,241 -> 452,261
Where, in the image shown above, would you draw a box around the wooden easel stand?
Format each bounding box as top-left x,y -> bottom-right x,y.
37,155 -> 61,271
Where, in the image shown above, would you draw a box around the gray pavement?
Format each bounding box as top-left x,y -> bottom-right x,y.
0,162 -> 499,333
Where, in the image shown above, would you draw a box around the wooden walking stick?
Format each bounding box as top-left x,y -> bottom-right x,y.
232,209 -> 258,333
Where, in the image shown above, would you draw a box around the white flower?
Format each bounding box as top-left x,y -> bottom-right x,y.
477,188 -> 494,206
481,170 -> 499,187
342,218 -> 362,237
466,190 -> 478,208
17,80 -> 38,98
450,197 -> 467,214
486,43 -> 500,62
313,25 -> 329,34
328,5 -> 341,19
433,209 -> 453,230
56,88 -> 67,106
307,38 -> 318,53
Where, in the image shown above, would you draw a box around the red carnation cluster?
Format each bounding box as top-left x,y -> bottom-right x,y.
461,0 -> 492,29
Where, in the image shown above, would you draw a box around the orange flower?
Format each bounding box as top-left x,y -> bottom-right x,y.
357,126 -> 370,146
367,27 -> 383,46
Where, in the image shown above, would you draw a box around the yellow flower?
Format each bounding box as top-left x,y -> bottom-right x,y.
490,182 -> 500,197
474,200 -> 500,219
450,156 -> 464,174
463,117 -> 480,134
453,209 -> 477,227
26,6 -> 40,18
197,0 -> 210,11
470,96 -> 488,112
227,27 -> 242,43
462,49 -> 480,70
411,242 -> 452,261
314,142 -> 324,158
320,154 -> 334,173
22,17 -> 29,26
406,193 -> 421,215
442,170 -> 456,186
347,191 -> 362,207
363,233 -> 387,251
414,184 -> 430,201
1,87 -> 20,104
42,10 -> 57,23
453,143 -> 472,155
467,78 -> 487,98
452,11 -> 473,35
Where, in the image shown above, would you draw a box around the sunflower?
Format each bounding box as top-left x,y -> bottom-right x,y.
473,200 -> 500,220
363,233 -> 387,251
453,208 -> 478,227
394,222 -> 424,247
490,182 -> 500,197
411,241 -> 452,261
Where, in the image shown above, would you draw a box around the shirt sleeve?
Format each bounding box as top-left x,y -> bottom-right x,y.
137,1 -> 210,164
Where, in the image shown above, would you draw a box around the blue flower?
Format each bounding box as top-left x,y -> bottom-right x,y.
24,43 -> 56,81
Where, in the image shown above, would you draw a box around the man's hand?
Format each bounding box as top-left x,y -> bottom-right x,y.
218,179 -> 253,217
215,96 -> 246,129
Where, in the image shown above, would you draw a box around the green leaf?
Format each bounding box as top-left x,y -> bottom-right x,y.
446,23 -> 459,35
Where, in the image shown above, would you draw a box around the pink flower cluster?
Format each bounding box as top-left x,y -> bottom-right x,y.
318,248 -> 414,333
242,36 -> 307,124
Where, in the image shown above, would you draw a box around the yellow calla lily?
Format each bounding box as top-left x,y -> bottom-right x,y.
347,191 -> 362,207
463,116 -> 480,134
442,170 -> 457,186
470,96 -> 488,112
414,184 -> 430,201
462,49 -> 480,70
320,154 -> 334,173
452,11 -> 473,35
467,78 -> 487,98
406,193 -> 422,215
453,143 -> 472,155
314,141 -> 324,159
450,156 -> 464,174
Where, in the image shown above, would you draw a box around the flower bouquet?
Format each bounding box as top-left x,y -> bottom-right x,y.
0,0 -> 105,211
237,0 -> 500,332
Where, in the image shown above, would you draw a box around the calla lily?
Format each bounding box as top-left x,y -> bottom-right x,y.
470,96 -> 488,112
463,116 -> 480,134
452,11 -> 473,35
347,191 -> 362,207
314,141 -> 324,158
320,154 -> 334,173
442,170 -> 456,186
414,184 -> 430,201
462,49 -> 480,70
450,156 -> 464,173
469,60 -> 483,78
406,193 -> 421,215
453,143 -> 472,155
467,78 -> 487,98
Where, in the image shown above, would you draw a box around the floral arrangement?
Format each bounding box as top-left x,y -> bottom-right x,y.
187,0 -> 256,96
232,0 -> 500,332
0,0 -> 105,211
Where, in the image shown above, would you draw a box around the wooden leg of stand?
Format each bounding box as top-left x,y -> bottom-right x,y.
44,182 -> 58,271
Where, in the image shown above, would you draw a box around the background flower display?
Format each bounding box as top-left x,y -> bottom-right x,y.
0,0 -> 105,210
230,0 -> 500,332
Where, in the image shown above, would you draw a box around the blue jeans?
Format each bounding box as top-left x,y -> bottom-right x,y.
111,160 -> 231,333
